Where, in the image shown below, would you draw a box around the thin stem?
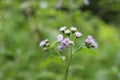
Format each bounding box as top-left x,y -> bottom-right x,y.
53,48 -> 62,57
65,47 -> 73,80
53,48 -> 65,65
72,46 -> 82,56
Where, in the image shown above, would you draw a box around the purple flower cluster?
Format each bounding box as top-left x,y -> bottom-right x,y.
57,35 -> 74,51
39,39 -> 50,51
57,26 -> 83,51
39,26 -> 98,52
57,34 -> 74,51
85,35 -> 98,48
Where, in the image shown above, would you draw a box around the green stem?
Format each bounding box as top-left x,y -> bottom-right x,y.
73,46 -> 82,56
53,48 -> 65,65
53,48 -> 62,57
65,47 -> 73,80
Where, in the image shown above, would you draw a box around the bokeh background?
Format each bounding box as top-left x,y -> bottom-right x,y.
0,0 -> 120,80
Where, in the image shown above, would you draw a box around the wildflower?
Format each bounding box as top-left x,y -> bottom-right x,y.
57,38 -> 74,51
92,42 -> 98,48
59,26 -> 67,32
85,35 -> 98,48
70,26 -> 77,32
57,34 -> 64,42
64,29 -> 71,35
57,44 -> 64,51
74,31 -> 82,38
62,38 -> 70,44
85,35 -> 94,44
39,39 -> 48,47
69,41 -> 74,46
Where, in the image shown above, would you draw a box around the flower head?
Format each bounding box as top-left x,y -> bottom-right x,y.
92,42 -> 98,48
57,38 -> 74,51
85,35 -> 98,48
39,39 -> 48,47
85,35 -> 94,44
70,26 -> 77,32
64,29 -> 71,35
74,31 -> 82,38
57,34 -> 64,42
57,44 -> 64,51
59,26 -> 67,32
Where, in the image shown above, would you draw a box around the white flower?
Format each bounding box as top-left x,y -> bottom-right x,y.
69,41 -> 74,46
74,31 -> 82,38
59,26 -> 67,32
70,26 -> 77,32
64,29 -> 71,35
57,34 -> 64,42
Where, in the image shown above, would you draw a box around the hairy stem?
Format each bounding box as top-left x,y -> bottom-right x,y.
65,47 -> 73,80
53,48 -> 65,66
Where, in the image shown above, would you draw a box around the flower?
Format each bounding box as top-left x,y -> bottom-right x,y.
59,26 -> 67,32
74,31 -> 82,38
85,35 -> 94,44
64,29 -> 71,35
70,26 -> 77,32
57,34 -> 64,42
62,38 -> 70,44
85,35 -> 98,48
57,44 -> 64,51
69,41 -> 74,46
92,42 -> 98,48
57,38 -> 74,51
39,39 -> 48,47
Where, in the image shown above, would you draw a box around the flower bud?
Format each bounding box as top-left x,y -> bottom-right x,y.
74,31 -> 82,38
85,35 -> 98,49
46,43 -> 50,47
43,47 -> 48,51
70,26 -> 77,33
64,29 -> 71,35
57,34 -> 64,42
39,39 -> 48,47
69,41 -> 74,46
59,26 -> 67,32
57,45 -> 64,51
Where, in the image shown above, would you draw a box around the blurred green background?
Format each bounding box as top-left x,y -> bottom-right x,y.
0,0 -> 120,80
